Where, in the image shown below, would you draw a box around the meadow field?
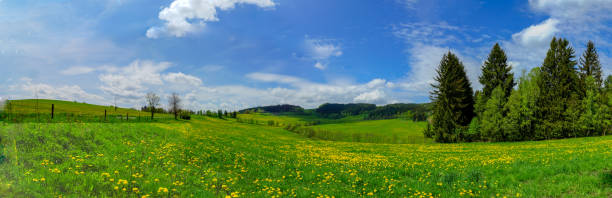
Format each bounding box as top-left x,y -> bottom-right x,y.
1,114 -> 612,197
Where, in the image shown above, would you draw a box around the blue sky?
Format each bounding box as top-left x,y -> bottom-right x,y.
1,0 -> 611,110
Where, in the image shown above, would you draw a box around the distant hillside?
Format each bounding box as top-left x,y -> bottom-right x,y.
239,104 -> 305,114
3,99 -> 171,117
314,103 -> 430,121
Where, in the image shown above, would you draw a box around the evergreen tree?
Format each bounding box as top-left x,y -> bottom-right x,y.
481,86 -> 505,141
535,37 -> 579,139
579,41 -> 603,88
430,52 -> 475,143
479,43 -> 515,99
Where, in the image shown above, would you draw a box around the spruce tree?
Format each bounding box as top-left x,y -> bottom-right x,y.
479,43 -> 515,99
535,37 -> 579,139
430,52 -> 475,143
579,41 -> 603,88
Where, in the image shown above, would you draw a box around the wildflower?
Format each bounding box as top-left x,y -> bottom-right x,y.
158,187 -> 169,193
114,186 -> 119,190
132,187 -> 140,193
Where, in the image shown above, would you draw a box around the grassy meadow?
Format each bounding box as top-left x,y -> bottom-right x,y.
2,99 -> 174,122
0,101 -> 611,197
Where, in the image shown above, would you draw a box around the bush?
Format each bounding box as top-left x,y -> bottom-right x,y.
179,112 -> 191,120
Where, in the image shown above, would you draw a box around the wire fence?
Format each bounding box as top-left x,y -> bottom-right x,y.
0,100 -> 175,123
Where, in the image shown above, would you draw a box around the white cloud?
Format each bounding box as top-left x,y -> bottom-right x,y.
314,62 -> 326,70
353,89 -> 386,104
511,18 -> 559,47
98,60 -> 172,99
304,38 -> 343,70
8,78 -> 106,104
242,72 -> 396,107
502,0 -> 612,74
147,0 -> 276,38
163,72 -> 203,87
529,0 -> 612,21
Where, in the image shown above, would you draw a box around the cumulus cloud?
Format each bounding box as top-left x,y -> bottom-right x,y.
529,0 -> 612,21
98,60 -> 172,99
243,72 -> 396,107
512,18 -> 559,47
147,0 -> 275,38
353,89 -> 386,104
502,0 -> 612,74
8,77 -> 106,104
304,38 -> 343,70
163,72 -> 203,87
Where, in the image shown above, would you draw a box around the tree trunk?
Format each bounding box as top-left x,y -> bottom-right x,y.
151,107 -> 154,120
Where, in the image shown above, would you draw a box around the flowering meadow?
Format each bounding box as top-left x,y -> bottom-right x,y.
0,117 -> 611,197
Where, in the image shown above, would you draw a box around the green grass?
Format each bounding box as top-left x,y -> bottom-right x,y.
0,100 -> 611,197
2,99 -> 173,122
306,119 -> 432,144
237,113 -> 431,144
0,119 -> 611,197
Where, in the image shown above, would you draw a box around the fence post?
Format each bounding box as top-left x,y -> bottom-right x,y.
126,113 -> 129,121
51,104 -> 54,119
104,109 -> 107,122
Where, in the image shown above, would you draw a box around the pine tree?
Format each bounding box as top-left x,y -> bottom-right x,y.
481,86 -> 505,141
535,37 -> 579,139
479,43 -> 515,99
430,52 -> 475,143
579,41 -> 603,88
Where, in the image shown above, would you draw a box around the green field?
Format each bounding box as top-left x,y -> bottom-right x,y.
2,99 -> 174,122
306,119 -> 432,144
1,101 -> 612,197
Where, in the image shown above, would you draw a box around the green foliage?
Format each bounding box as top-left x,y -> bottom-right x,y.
481,87 -> 505,142
479,43 -> 515,99
535,37 -> 580,139
365,103 -> 430,121
577,76 -> 608,137
430,52 -> 475,143
579,41 -> 603,88
315,103 -> 376,118
465,117 -> 480,141
473,91 -> 486,120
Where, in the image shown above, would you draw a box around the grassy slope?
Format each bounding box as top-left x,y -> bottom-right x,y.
237,113 -> 431,144
0,118 -> 611,197
307,119 -> 432,144
4,99 -> 172,118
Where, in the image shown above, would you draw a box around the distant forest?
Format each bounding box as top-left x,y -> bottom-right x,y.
239,103 -> 430,122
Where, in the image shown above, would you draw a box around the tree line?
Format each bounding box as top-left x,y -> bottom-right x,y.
426,38 -> 610,143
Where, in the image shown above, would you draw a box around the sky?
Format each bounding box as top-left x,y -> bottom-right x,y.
1,0 -> 611,111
